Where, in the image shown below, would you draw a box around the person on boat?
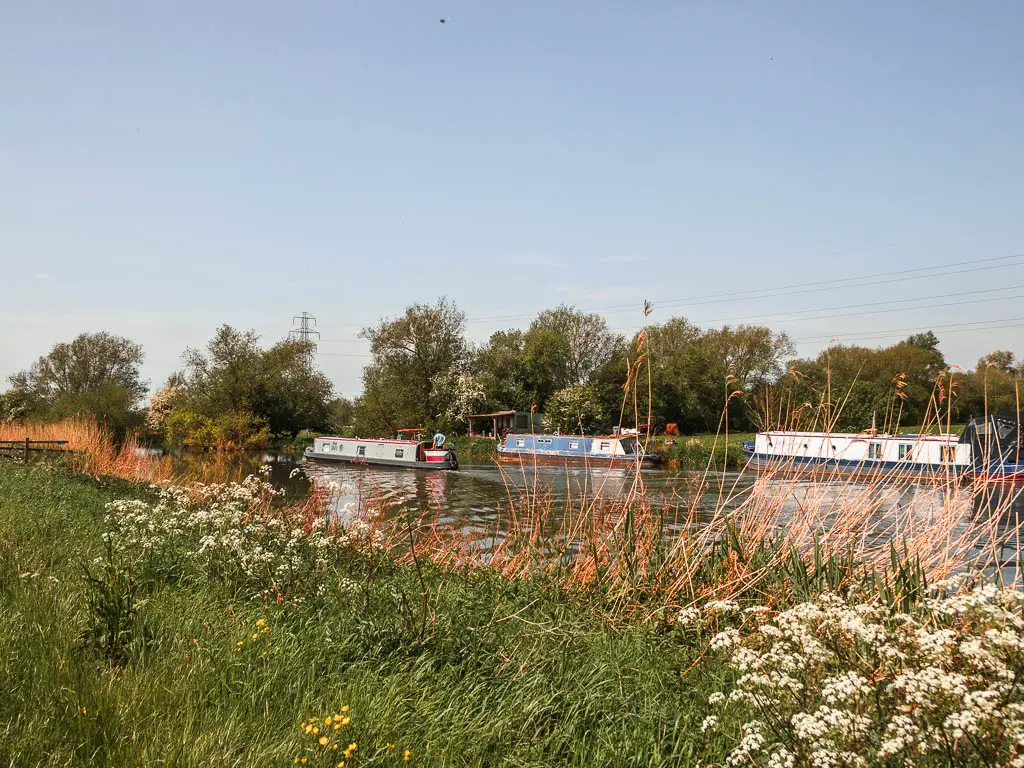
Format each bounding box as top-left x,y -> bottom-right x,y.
433,433 -> 446,449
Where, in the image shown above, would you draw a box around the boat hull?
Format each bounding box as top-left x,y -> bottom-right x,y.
497,450 -> 660,467
304,449 -> 458,470
742,449 -> 965,482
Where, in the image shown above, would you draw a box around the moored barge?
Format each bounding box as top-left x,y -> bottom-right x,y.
497,433 -> 659,466
741,431 -> 970,480
742,412 -> 1023,483
305,436 -> 459,470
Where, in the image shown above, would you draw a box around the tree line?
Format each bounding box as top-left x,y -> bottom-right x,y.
350,299 -> 1022,436
1,302 -> 1020,446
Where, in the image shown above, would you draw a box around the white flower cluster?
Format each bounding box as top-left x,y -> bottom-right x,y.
704,582 -> 1024,766
103,474 -> 371,598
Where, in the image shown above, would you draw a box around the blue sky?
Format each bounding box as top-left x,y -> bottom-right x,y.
2,1 -> 1023,397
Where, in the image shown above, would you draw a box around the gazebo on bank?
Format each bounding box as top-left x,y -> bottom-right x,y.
467,410 -> 544,438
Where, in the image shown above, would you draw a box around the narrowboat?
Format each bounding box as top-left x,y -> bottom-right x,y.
743,413 -> 1024,483
496,433 -> 660,466
741,431 -> 971,480
305,436 -> 459,470
959,412 -> 1023,483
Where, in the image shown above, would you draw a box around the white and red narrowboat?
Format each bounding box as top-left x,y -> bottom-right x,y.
305,435 -> 458,470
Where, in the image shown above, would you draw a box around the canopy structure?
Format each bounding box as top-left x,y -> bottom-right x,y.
467,410 -> 544,438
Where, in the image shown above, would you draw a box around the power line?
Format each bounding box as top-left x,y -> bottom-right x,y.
318,283 -> 1024,345
791,316 -> 1024,344
309,251 -> 1024,331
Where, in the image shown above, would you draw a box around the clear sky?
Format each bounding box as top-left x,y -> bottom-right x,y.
2,1 -> 1023,398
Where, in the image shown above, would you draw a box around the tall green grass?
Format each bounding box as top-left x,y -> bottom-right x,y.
0,463 -> 735,767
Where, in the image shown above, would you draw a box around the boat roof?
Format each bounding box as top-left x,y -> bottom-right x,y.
759,430 -> 959,441
318,436 -> 422,446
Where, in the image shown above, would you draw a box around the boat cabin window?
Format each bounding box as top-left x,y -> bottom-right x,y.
940,446 -> 955,462
357,446 -> 366,457
898,444 -> 912,460
599,441 -> 610,451
538,438 -> 552,445
515,438 -> 525,448
868,443 -> 881,459
569,440 -> 580,449
395,448 -> 404,459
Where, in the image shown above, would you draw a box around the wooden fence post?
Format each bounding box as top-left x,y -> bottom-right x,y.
24,437 -> 29,463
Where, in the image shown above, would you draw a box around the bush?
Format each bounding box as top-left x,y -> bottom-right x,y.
164,410 -> 271,451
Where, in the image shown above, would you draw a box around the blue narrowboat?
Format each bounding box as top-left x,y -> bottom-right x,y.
497,433 -> 659,466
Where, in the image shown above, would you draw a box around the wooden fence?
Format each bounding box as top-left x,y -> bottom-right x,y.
0,439 -> 72,463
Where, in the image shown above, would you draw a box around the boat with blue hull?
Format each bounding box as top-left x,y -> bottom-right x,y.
497,433 -> 660,466
743,412 -> 1023,483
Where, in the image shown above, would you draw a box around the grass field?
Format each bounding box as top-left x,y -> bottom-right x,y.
2,449 -> 1020,767
0,461 -> 733,767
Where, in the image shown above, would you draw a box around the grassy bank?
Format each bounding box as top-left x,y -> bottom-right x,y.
2,458 -> 1021,766
0,462 -> 728,767
651,432 -> 752,471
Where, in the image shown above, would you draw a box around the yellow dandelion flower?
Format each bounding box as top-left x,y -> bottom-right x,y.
251,633 -> 258,640
333,724 -> 341,731
387,743 -> 396,749
318,736 -> 329,746
262,626 -> 269,633
256,618 -> 266,627
310,717 -> 318,722
324,716 -> 332,725
81,707 -> 87,715
341,716 -> 351,726
293,759 -> 300,765
300,759 -> 307,765
404,749 -> 411,761
342,750 -> 351,759
348,743 -> 357,751
312,726 -> 320,735
300,722 -> 307,729
336,762 -> 345,768
341,705 -> 350,713
331,744 -> 338,750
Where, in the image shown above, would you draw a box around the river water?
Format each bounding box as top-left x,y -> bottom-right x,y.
160,451 -> 1024,559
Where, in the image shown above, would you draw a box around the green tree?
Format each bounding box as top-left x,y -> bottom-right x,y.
473,330 -> 533,411
355,298 -> 468,435
178,326 -> 333,435
543,385 -> 604,434
779,339 -> 946,430
6,332 -> 147,432
327,397 -> 356,433
978,350 -> 1018,374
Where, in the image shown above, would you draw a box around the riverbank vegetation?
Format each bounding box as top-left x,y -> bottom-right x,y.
0,441 -> 1021,765
1,303 -> 1019,451
351,299 -> 1020,442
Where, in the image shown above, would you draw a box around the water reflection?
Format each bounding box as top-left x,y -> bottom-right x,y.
155,450 -> 1024,560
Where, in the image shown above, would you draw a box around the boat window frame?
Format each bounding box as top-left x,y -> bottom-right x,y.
940,445 -> 955,463
515,438 -> 525,448
868,442 -> 882,460
898,444 -> 912,460
395,448 -> 404,459
537,438 -> 553,445
569,439 -> 580,450
357,445 -> 366,457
